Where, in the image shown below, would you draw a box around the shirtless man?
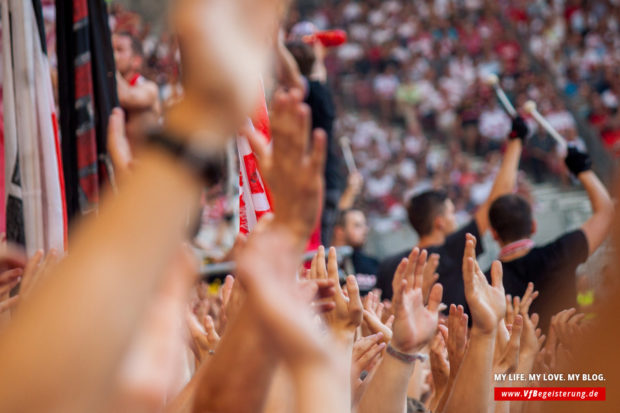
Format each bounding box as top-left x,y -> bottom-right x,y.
113,32 -> 160,148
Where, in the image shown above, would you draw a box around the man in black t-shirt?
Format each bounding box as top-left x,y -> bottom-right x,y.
377,117 -> 529,311
332,209 -> 379,294
486,147 -> 613,330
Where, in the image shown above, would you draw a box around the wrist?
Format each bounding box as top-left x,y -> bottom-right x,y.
165,97 -> 236,146
470,325 -> 497,338
386,343 -> 428,364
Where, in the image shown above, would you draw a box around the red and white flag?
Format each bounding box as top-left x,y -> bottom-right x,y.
237,81 -> 273,235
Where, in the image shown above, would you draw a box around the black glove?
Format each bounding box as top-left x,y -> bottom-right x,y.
509,116 -> 528,142
564,146 -> 592,176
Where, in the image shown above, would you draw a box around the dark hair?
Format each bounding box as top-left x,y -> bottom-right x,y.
285,41 -> 315,77
406,190 -> 449,237
116,31 -> 143,57
335,208 -> 362,228
489,194 -> 533,243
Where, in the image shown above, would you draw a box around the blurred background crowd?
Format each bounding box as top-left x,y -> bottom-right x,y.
38,0 -> 620,256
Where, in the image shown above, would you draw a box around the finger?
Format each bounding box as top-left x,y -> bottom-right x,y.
414,249 -> 428,290
385,315 -> 394,329
513,295 -> 521,315
327,247 -> 339,284
20,250 -> 44,295
391,258 -> 408,300
0,295 -> 19,314
346,275 -> 363,325
221,274 -> 235,308
490,260 -> 503,289
204,315 -> 220,344
244,126 -> 271,165
357,342 -> 387,369
354,332 -> 385,357
0,268 -> 23,286
376,302 -> 384,320
0,277 -> 21,297
531,313 -> 540,329
405,247 -> 420,291
438,324 -> 449,343
463,255 -> 475,289
317,246 -> 328,280
426,283 -> 443,313
309,251 -> 318,280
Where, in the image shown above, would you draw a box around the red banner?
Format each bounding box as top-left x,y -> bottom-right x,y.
494,387 -> 605,401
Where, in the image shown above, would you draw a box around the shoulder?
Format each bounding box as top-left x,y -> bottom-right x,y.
378,249 -> 409,272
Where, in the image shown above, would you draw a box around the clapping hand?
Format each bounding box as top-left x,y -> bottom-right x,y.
390,247 -> 444,354
311,246 -> 363,340
462,234 -> 505,335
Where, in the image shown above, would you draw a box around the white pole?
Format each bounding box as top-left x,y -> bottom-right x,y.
339,136 -> 357,174
486,74 -> 517,118
523,100 -> 567,150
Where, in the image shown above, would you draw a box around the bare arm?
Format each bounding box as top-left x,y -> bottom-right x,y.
0,148 -> 203,412
192,305 -> 278,412
578,171 -> 614,255
359,249 -> 443,413
116,72 -> 159,111
475,138 -> 523,235
441,235 -> 506,413
274,31 -> 305,92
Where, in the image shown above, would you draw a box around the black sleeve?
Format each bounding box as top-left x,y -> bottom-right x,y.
538,230 -> 589,274
442,219 -> 484,260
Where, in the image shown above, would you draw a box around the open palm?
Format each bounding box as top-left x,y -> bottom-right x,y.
462,234 -> 505,334
390,248 -> 443,353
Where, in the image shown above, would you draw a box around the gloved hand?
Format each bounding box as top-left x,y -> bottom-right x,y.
564,146 -> 592,176
509,116 -> 529,142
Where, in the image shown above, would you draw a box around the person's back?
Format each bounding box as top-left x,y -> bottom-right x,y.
485,148 -> 614,330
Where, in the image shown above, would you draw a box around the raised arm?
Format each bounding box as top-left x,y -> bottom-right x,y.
475,117 -> 527,234
565,148 -> 615,255
274,29 -> 305,92
358,248 -> 443,413
442,234 -> 506,413
0,0 -> 281,410
116,72 -> 160,111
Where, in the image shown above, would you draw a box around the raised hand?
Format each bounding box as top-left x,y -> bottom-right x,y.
362,291 -> 393,343
517,312 -> 545,375
494,315 -> 523,374
430,332 -> 450,397
186,310 -> 220,365
551,308 -> 585,353
245,89 -> 326,245
318,247 -> 363,339
422,253 -> 440,304
235,218 -> 332,365
351,333 -> 385,408
390,247 -> 443,354
462,234 -> 505,334
169,0 -> 284,136
445,304 -> 468,379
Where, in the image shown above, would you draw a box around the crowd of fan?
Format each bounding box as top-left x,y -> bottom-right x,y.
0,0 -> 619,412
293,0 -> 618,226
